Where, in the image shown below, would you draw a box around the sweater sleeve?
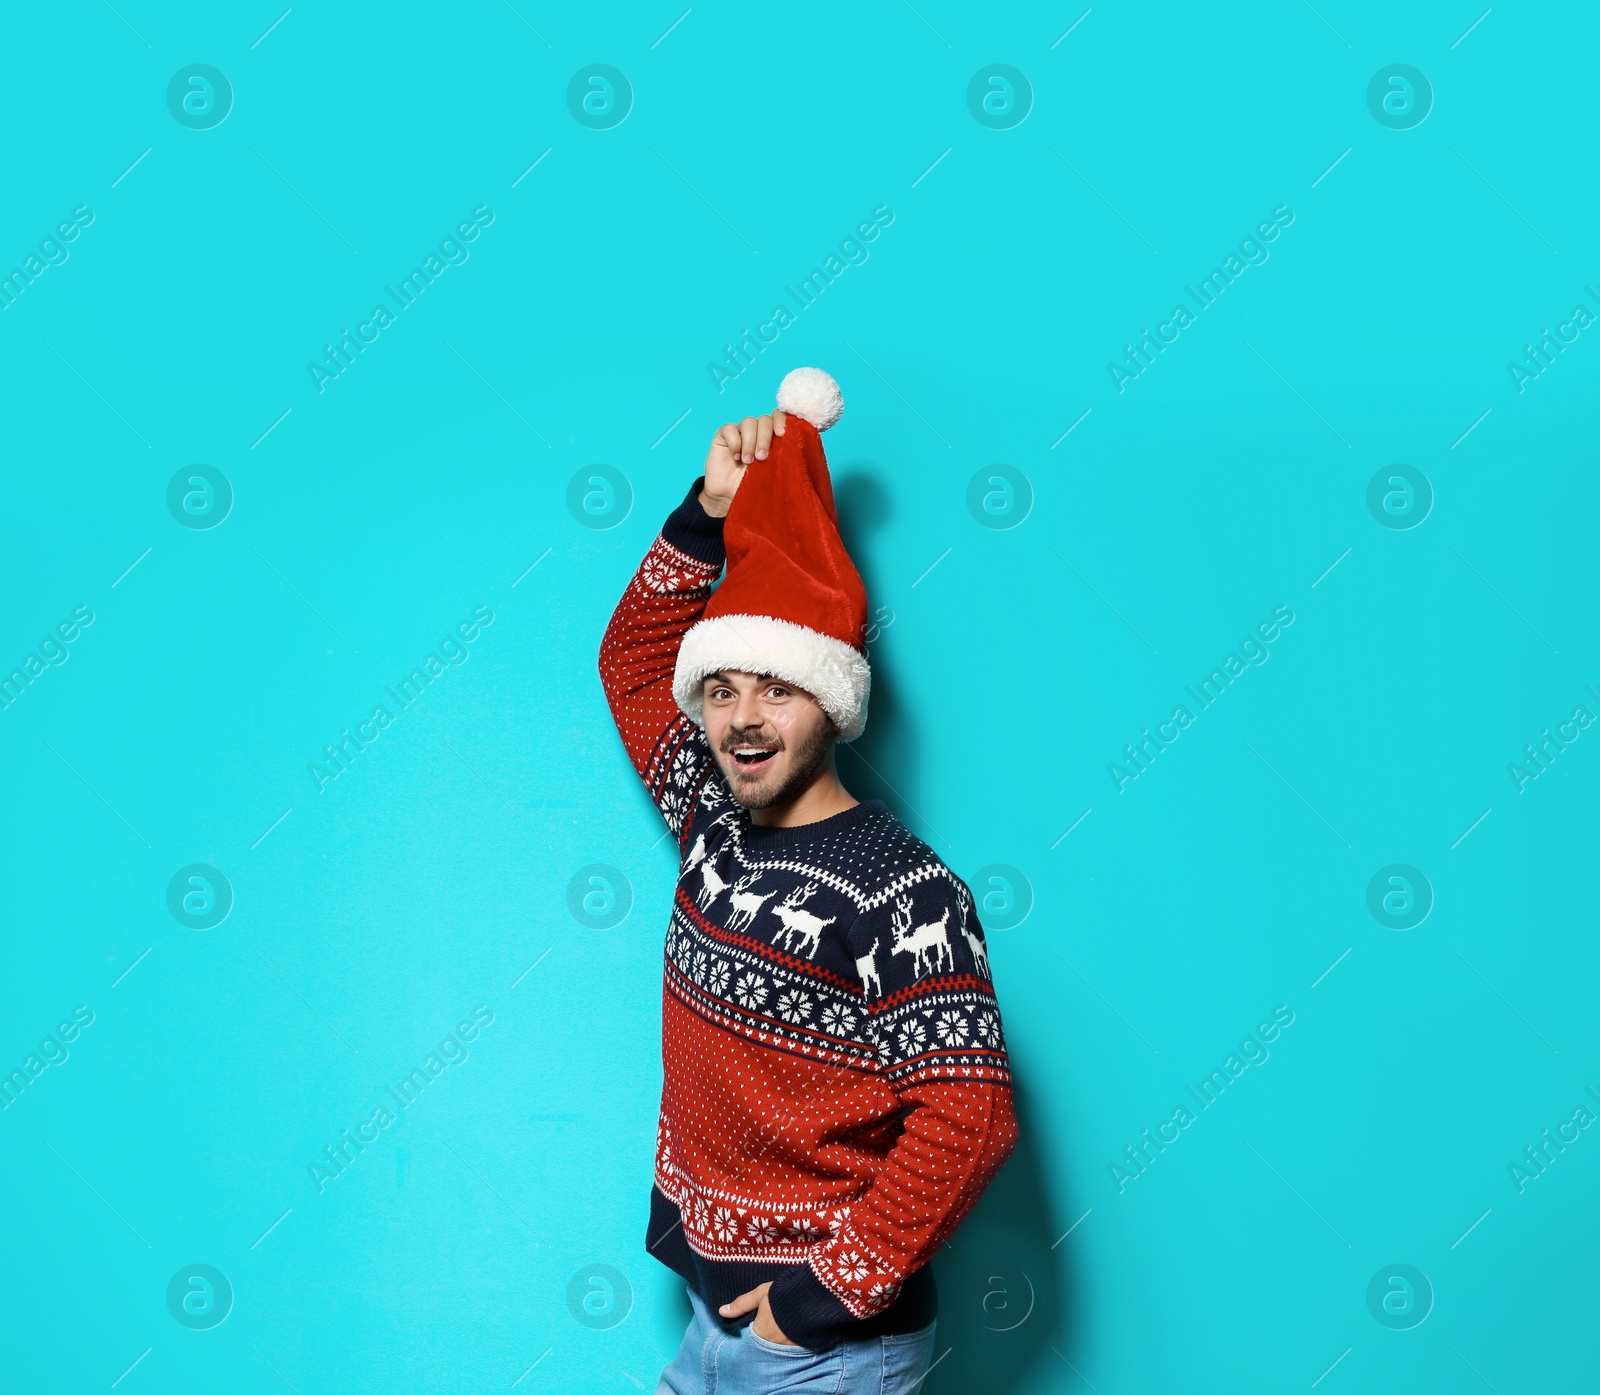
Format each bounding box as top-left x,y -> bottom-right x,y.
766,874 -> 1020,1348
597,477 -> 729,834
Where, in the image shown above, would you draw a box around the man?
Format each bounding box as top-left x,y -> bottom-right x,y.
599,368 -> 1018,1394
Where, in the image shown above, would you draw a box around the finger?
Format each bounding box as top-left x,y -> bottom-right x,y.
754,415 -> 774,459
719,1289 -> 760,1317
708,427 -> 741,471
737,416 -> 760,464
772,409 -> 786,435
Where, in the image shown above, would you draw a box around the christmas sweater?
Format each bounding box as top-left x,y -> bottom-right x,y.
598,478 -> 1019,1349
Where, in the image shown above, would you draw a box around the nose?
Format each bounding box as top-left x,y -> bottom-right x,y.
729,686 -> 768,738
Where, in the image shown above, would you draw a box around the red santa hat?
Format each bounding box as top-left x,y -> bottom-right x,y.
673,367 -> 872,740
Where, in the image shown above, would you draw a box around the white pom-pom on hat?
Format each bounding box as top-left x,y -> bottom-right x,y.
776,367 -> 844,431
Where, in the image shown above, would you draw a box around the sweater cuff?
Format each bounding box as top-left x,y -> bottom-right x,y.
765,1262 -> 860,1350
661,476 -> 727,569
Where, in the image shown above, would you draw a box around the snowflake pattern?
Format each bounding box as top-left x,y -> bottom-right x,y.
705,959 -> 731,996
776,988 -> 813,1023
640,551 -> 700,594
733,971 -> 768,1010
671,1188 -> 843,1264
835,1251 -> 870,1284
896,1020 -> 927,1056
975,1009 -> 1001,1046
819,1001 -> 857,1035
872,1030 -> 893,1066
935,1009 -> 969,1046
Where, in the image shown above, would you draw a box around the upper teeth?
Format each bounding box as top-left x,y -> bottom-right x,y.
736,748 -> 768,755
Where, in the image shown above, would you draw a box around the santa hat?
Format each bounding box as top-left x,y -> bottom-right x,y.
673,367 -> 871,741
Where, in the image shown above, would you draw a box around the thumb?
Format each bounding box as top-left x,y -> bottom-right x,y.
719,1287 -> 761,1318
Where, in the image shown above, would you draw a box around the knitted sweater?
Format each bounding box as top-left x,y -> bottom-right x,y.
598,478 -> 1019,1350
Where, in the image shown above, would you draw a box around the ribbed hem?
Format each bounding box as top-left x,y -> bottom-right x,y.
764,1261 -> 868,1350
645,1183 -> 936,1350
661,476 -> 727,567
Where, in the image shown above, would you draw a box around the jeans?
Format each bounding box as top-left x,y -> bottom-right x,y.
655,1285 -> 938,1395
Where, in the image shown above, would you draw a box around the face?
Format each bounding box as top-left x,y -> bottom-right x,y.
702,670 -> 836,810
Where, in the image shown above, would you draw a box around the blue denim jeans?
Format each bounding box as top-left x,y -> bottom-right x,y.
655,1285 -> 938,1395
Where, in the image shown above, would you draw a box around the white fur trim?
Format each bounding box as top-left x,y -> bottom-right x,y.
673,612 -> 871,741
776,367 -> 844,432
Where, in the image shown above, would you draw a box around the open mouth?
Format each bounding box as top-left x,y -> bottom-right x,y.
730,746 -> 778,772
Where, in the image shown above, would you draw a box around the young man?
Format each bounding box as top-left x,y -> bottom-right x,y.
599,368 -> 1018,1394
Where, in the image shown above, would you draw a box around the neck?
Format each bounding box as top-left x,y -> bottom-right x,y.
750,755 -> 858,828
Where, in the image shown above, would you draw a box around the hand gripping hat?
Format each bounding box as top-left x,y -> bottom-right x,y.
672,367 -> 872,740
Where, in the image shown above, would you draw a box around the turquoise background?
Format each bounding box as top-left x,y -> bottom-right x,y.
3,1 -> 1596,1390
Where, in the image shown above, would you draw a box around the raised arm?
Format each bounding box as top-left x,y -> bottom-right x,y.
597,412 -> 785,831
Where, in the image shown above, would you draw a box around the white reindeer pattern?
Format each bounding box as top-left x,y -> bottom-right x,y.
683,811 -> 734,877
770,882 -> 836,959
888,895 -> 955,979
855,936 -> 882,999
956,887 -> 990,978
696,858 -> 729,908
725,873 -> 777,932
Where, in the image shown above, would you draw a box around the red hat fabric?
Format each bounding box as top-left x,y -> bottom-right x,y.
673,368 -> 872,740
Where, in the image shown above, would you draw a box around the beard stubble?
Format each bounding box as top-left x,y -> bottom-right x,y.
724,718 -> 836,811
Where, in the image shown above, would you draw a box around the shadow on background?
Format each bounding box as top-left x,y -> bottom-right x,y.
832,468 -> 922,833
927,1074 -> 1072,1393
